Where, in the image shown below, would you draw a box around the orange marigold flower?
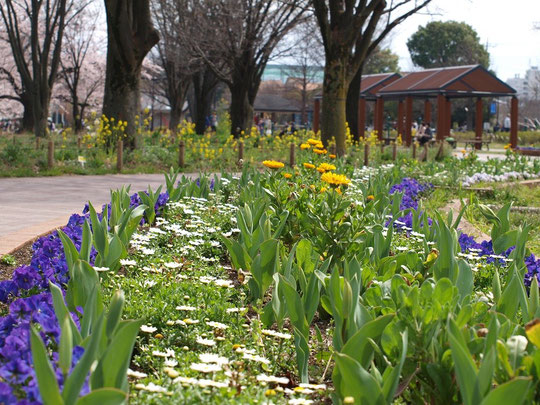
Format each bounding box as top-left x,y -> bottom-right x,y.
262,160 -> 284,169
307,138 -> 320,145
317,163 -> 336,173
329,154 -> 336,159
321,172 -> 351,187
303,162 -> 316,169
313,148 -> 327,155
282,172 -> 292,179
367,195 -> 375,201
300,143 -> 311,150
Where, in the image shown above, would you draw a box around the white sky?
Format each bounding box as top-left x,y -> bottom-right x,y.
388,0 -> 540,80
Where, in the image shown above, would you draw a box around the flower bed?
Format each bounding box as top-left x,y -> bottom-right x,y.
2,145 -> 540,404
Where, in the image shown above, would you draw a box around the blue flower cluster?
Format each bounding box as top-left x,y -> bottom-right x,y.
389,178 -> 433,230
0,190 -> 169,403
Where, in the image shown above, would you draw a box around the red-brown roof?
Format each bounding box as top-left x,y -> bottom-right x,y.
377,65 -> 516,98
360,73 -> 401,99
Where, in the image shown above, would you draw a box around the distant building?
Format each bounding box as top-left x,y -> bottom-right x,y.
507,66 -> 540,100
262,64 -> 324,83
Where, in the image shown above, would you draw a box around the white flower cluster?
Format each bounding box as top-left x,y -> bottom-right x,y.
461,170 -> 539,187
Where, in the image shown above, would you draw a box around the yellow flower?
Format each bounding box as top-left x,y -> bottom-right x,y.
303,162 -> 316,169
504,143 -> 512,150
320,187 -> 327,193
262,160 -> 284,169
307,138 -> 320,145
313,148 -> 327,155
344,397 -> 355,404
335,187 -> 342,195
265,389 -> 276,396
317,163 -> 336,173
282,172 -> 292,179
321,172 -> 351,187
461,149 -> 466,154
367,195 -> 375,201
329,154 -> 336,159
300,143 -> 311,150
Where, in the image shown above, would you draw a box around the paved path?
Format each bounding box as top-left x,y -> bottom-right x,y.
0,174 -> 197,255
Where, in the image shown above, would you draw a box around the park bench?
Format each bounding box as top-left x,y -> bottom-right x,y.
464,139 -> 491,150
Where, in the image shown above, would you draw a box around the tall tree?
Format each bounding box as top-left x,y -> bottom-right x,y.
152,0 -> 195,132
407,21 -> 489,68
0,0 -> 76,138
190,0 -> 308,136
312,0 -> 432,155
364,46 -> 399,74
102,0 -> 159,149
190,67 -> 220,135
59,4 -> 103,133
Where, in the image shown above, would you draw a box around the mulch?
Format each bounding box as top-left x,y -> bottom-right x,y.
0,240 -> 37,281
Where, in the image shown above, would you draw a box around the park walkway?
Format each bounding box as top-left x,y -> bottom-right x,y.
0,173 -> 197,255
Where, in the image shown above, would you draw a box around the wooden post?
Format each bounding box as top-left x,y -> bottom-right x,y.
405,96 -> 413,146
358,98 -> 366,139
36,137 -> 40,149
375,97 -> 384,140
397,100 -> 404,139
238,140 -> 244,162
412,140 -> 417,159
313,98 -> 321,134
47,140 -> 54,169
392,142 -> 397,160
364,143 -> 369,167
510,96 -> 518,148
178,140 -> 185,168
77,135 -> 81,150
289,143 -> 295,167
475,97 -> 483,150
436,94 -> 446,141
116,139 -> 123,172
446,97 -> 452,136
424,99 -> 432,123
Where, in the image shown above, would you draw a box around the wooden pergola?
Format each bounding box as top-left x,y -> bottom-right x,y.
313,65 -> 519,148
375,65 -> 518,147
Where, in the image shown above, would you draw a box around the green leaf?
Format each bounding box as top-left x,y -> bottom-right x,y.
80,221 -> 93,263
92,320 -> 144,390
58,316 -> 73,377
382,329 -> 408,402
334,352 -> 384,405
49,281 -> 82,345
106,291 -> 125,339
479,377 -> 532,405
456,259 -> 474,302
30,326 -> 63,405
475,348 -> 495,400
342,314 -> 394,368
498,271 -> 521,319
75,388 -> 127,405
63,315 -> 105,405
448,318 -> 477,405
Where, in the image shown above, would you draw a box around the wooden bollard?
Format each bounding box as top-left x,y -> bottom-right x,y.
238,140 -> 244,162
364,143 -> 369,167
289,142 -> 295,167
77,135 -> 81,150
392,142 -> 397,160
412,141 -> 417,159
36,136 -> 40,149
47,140 -> 54,169
116,139 -> 123,172
380,142 -> 384,153
178,140 -> 185,168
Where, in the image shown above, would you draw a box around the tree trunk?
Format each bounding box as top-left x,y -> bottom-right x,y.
33,98 -> 50,139
103,66 -> 141,149
191,69 -> 217,135
169,99 -> 183,132
72,95 -> 82,134
346,65 -> 363,142
321,59 -> 348,156
102,0 -> 159,150
229,85 -> 253,137
20,94 -> 35,133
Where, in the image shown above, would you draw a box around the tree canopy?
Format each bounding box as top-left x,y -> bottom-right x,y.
407,21 -> 490,68
364,47 -> 400,75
